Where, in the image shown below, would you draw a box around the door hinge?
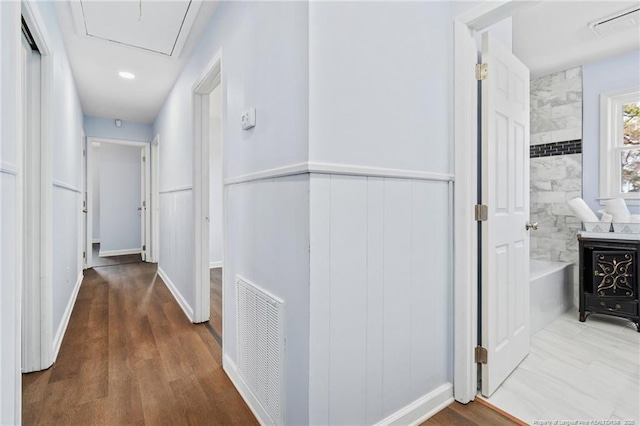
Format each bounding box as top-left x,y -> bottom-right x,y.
474,204 -> 488,222
83,251 -> 86,259
142,200 -> 146,208
475,346 -> 488,364
142,156 -> 146,162
142,245 -> 146,251
476,63 -> 488,80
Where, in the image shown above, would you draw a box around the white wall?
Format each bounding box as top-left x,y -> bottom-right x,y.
0,3 -> 22,423
0,2 -> 83,412
209,85 -> 222,267
309,175 -> 452,424
99,143 -> 142,254
307,2 -> 455,424
152,2 -> 310,424
583,50 -> 640,215
308,2 -> 452,174
84,115 -> 153,142
92,144 -> 100,241
33,0 -> 85,366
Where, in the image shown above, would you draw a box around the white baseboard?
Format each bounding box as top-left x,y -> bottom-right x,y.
223,354 -> 275,425
374,383 -> 454,426
92,238 -> 100,243
99,248 -> 141,257
51,272 -> 83,364
157,266 -> 194,322
209,260 -> 222,269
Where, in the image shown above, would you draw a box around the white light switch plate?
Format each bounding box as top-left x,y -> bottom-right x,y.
241,107 -> 256,130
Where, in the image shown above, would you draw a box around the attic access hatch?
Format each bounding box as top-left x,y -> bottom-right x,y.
70,0 -> 202,58
589,6 -> 640,38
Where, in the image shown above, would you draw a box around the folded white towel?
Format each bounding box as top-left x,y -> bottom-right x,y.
631,215 -> 640,224
605,199 -> 631,223
567,198 -> 599,223
600,213 -> 613,223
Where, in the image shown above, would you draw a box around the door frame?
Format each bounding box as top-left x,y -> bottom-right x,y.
453,0 -> 540,403
192,49 -> 225,325
20,0 -> 55,374
85,137 -> 151,267
150,134 -> 160,263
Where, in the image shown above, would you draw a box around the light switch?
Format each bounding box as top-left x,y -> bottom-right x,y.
241,107 -> 256,130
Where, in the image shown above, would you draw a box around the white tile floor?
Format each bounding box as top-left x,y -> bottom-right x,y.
482,308 -> 640,424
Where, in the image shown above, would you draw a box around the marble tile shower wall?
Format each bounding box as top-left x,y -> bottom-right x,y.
530,67 -> 583,307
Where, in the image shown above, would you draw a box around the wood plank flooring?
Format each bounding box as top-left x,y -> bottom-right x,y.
209,268 -> 222,339
22,262 -> 258,425
422,400 -> 521,426
91,243 -> 142,267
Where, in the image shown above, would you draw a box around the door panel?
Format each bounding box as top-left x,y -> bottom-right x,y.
480,32 -> 531,397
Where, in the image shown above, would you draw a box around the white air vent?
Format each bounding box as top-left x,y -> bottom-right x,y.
236,277 -> 285,425
589,6 -> 640,38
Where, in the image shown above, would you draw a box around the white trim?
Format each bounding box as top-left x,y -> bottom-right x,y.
193,49 -> 224,325
224,161 -> 455,186
158,266 -> 194,322
86,139 -> 94,268
20,0 -> 55,382
599,87 -> 640,200
52,179 -> 82,193
0,161 -> 18,175
209,261 -> 222,269
51,272 -> 83,364
150,134 -> 160,263
86,137 -> 149,147
98,248 -> 141,257
159,185 -> 193,194
86,137 -> 153,269
452,0 -> 541,405
452,18 -> 480,404
374,383 -> 454,426
223,354 -> 277,426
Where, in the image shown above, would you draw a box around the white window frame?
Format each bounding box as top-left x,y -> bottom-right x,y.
599,87 -> 640,201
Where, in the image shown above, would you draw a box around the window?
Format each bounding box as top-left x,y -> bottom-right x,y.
600,88 -> 640,200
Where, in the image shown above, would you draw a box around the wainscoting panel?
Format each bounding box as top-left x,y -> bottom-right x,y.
52,185 -> 82,334
309,174 -> 452,425
159,189 -> 195,313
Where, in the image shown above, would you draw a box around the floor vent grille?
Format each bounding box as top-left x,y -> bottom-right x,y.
236,276 -> 284,424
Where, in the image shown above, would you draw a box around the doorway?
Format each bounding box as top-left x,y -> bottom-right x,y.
192,51 -> 225,342
86,138 -> 151,268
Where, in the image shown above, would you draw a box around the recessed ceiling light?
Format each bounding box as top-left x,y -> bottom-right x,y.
118,71 -> 135,80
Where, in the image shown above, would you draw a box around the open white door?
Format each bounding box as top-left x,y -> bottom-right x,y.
140,148 -> 151,262
480,32 -> 531,397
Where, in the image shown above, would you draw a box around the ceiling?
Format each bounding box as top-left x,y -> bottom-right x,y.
513,1 -> 640,79
55,1 -> 219,124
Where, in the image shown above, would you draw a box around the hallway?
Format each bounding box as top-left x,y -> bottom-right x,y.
22,262 -> 257,425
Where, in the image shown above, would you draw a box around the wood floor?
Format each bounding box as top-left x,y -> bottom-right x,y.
91,243 -> 142,267
22,262 -> 258,425
22,261 -> 522,425
422,400 -> 521,426
209,268 -> 222,340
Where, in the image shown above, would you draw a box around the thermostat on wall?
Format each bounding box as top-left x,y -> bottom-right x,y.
241,107 -> 256,130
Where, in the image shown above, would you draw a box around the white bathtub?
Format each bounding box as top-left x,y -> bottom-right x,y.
530,259 -> 573,335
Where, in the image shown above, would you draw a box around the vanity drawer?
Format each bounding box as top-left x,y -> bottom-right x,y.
585,295 -> 638,317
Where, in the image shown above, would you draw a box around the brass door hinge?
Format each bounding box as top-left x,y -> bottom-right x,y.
475,204 -> 488,222
476,63 -> 488,80
475,346 -> 488,364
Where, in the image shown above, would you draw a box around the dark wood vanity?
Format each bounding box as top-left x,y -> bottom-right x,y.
578,234 -> 640,332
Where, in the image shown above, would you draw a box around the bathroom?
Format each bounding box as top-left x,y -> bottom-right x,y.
481,2 -> 640,422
